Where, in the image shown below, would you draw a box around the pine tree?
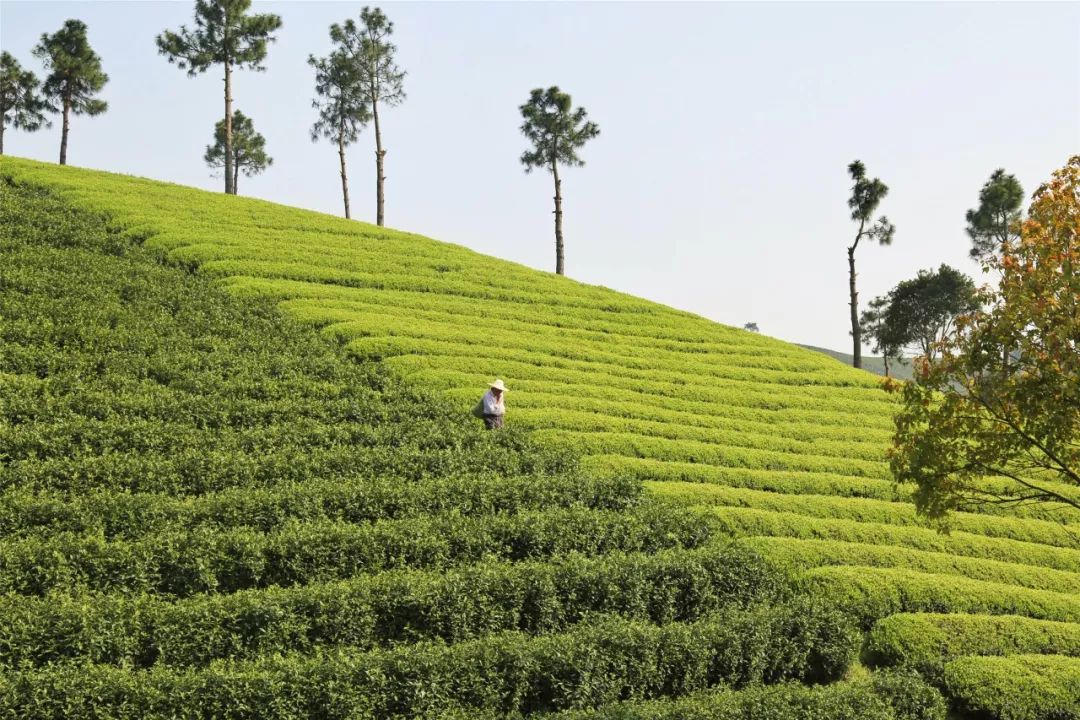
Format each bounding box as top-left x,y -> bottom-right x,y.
0,51 -> 52,155
157,0 -> 281,195
203,109 -> 272,195
32,20 -> 107,165
309,46 -> 370,219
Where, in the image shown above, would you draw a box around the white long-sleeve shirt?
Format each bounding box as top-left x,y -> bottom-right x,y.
481,389 -> 505,416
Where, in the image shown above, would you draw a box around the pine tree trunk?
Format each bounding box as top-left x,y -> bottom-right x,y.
1,121 -> 5,155
848,241 -> 861,370
224,61 -> 234,195
59,91 -> 71,165
372,100 -> 385,226
233,157 -> 240,196
552,161 -> 564,276
338,129 -> 351,220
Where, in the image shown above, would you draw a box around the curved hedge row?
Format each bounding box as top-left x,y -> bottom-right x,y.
545,670 -> 946,720
0,600 -> 859,719
944,654 -> 1080,720
0,504 -> 711,597
801,566 -> 1080,628
865,613 -> 1080,683
0,472 -> 640,541
744,537 -> 1080,593
706,507 -> 1080,572
0,541 -> 788,669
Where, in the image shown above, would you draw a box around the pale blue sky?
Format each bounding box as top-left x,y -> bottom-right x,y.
2,1 -> 1078,353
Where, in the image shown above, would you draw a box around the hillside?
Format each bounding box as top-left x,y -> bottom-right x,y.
1,156 -> 1078,719
799,345 -> 915,382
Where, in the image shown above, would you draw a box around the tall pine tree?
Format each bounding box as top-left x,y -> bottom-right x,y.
32,20 -> 107,165
845,160 -> 894,369
157,0 -> 281,195
520,86 -> 600,276
327,7 -> 405,226
309,46 -> 370,219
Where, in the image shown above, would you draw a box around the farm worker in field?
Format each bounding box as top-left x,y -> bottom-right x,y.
474,379 -> 507,429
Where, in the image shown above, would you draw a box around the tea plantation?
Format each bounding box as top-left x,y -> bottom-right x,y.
1,156 -> 1077,719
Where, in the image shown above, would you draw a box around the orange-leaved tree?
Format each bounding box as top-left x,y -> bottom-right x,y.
890,156 -> 1079,520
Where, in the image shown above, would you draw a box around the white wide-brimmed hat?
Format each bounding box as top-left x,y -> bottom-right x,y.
489,379 -> 507,392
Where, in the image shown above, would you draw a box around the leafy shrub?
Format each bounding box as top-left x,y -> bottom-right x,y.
944,654 -> 1080,720
865,613 -> 1080,684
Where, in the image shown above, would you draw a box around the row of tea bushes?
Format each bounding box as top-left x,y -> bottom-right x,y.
1,541 -> 787,669
545,670 -> 946,720
706,507 -> 1080,572
865,613 -> 1080,684
801,566 -> 1080,629
0,504 -> 712,597
943,654 -> 1080,720
0,472 -> 640,540
0,601 -> 859,719
745,537 -> 1080,593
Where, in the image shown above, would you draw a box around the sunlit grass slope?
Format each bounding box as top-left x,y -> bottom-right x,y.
2,156 -> 1078,718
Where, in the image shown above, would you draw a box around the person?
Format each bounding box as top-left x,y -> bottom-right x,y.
476,379 -> 507,429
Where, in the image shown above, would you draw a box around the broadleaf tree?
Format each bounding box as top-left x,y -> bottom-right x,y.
845,160 -> 895,369
0,51 -> 52,155
890,156 -> 1080,519
309,45 -> 370,219
879,264 -> 979,362
859,295 -> 903,377
966,168 -> 1024,264
204,109 -> 271,195
326,7 -> 405,226
32,20 -> 107,165
520,86 -> 600,276
157,0 -> 281,195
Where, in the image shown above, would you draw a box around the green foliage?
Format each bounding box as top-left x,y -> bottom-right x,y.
865,264 -> 979,362
2,156 -> 1077,714
891,157 -> 1080,519
866,613 -> 1080,684
0,601 -> 857,719
520,86 -> 600,173
0,541 -> 787,669
967,168 -> 1024,263
0,504 -> 711,597
155,0 -> 281,75
329,7 -> 406,109
944,654 -> 1080,720
204,109 -> 272,191
547,672 -> 945,720
0,52 -> 51,150
31,20 -> 108,118
801,566 -> 1080,629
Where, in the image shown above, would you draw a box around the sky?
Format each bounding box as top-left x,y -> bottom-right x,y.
2,1 -> 1078,353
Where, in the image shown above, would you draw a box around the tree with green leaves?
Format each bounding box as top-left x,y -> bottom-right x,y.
0,51 -> 52,155
157,0 -> 281,195
966,169 -> 1024,264
309,45 -> 370,219
845,160 -> 895,369
884,264 -> 978,361
520,87 -> 600,276
890,156 -> 1080,519
859,295 -> 903,377
32,20 -> 107,166
326,7 -> 405,226
203,109 -> 271,195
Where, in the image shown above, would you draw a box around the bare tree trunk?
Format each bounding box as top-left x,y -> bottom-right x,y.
883,353 -> 890,378
372,99 -> 385,226
233,157 -> 240,196
1,121 -> 5,155
848,225 -> 863,369
552,160 -> 564,276
59,92 -> 71,165
338,129 -> 351,220
224,60 -> 234,195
